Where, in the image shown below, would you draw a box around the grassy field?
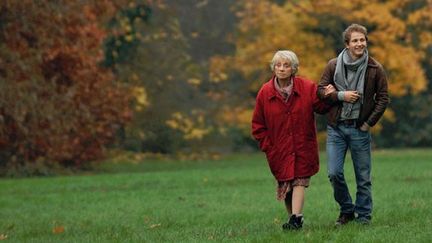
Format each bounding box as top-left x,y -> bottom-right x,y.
1,149 -> 432,242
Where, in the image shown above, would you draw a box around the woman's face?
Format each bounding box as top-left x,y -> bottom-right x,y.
274,58 -> 292,80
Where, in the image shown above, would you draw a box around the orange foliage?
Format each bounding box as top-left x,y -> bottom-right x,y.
207,0 -> 431,139
310,0 -> 429,95
210,1 -> 334,91
215,0 -> 430,96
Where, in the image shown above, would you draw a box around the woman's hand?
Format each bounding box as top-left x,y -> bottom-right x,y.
323,84 -> 336,96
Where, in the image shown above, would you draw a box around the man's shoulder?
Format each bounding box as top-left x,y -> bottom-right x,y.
368,56 -> 384,69
324,58 -> 337,69
327,58 -> 337,65
322,58 -> 337,74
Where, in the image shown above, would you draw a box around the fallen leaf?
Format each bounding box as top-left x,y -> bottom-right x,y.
149,223 -> 161,229
197,203 -> 206,208
143,216 -> 151,223
0,234 -> 8,240
52,226 -> 65,234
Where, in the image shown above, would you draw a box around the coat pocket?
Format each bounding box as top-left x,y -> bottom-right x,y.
265,145 -> 282,177
259,136 -> 272,152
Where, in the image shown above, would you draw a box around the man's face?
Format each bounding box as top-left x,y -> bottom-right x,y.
274,59 -> 292,80
346,31 -> 367,60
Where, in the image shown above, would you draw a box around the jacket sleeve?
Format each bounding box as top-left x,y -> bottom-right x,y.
251,88 -> 272,152
317,60 -> 339,104
311,83 -> 330,114
366,65 -> 390,126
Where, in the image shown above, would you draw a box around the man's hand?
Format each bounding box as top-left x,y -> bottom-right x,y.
344,91 -> 361,103
360,123 -> 370,132
323,84 -> 336,96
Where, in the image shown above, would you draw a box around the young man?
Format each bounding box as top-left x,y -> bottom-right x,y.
317,24 -> 389,225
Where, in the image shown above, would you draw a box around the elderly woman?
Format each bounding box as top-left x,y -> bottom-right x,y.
252,50 -> 333,230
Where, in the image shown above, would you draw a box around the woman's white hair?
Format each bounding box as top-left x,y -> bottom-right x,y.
270,50 -> 299,75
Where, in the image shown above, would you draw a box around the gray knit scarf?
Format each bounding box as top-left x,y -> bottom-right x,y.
334,48 -> 368,119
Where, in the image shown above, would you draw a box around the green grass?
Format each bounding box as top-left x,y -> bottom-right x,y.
1,149 -> 432,242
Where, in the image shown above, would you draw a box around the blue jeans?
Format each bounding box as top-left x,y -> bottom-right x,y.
326,123 -> 372,218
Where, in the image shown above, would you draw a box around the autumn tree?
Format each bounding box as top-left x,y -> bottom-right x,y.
377,0 -> 432,146
209,0 -> 335,144
211,0 -> 431,146
0,0 -> 131,174
164,0 -> 254,152
104,2 -> 218,154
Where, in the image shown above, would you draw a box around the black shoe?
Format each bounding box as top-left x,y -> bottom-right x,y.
335,212 -> 355,226
282,215 -> 303,230
355,215 -> 371,225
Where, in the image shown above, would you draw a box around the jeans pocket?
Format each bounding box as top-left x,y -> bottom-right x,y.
357,128 -> 370,136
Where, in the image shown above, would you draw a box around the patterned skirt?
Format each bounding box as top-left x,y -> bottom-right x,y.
276,177 -> 310,201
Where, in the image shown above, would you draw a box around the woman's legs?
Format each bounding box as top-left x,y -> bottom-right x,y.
292,185 -> 305,215
283,185 -> 306,216
283,186 -> 305,230
284,190 -> 293,215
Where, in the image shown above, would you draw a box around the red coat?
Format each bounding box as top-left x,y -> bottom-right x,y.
251,76 -> 328,181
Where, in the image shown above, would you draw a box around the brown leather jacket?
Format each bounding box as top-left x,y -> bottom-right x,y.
317,57 -> 389,128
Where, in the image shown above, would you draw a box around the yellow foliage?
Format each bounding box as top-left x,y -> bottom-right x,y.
419,32 -> 432,49
382,109 -> 396,123
124,24 -> 132,33
237,109 -> 253,127
187,78 -> 201,86
132,86 -> 149,111
316,131 -> 327,150
211,0 -> 430,137
226,0 -> 335,91
165,119 -> 179,129
228,0 -> 429,97
165,111 -> 211,140
370,123 -> 383,134
209,56 -> 231,83
369,41 -> 426,96
335,0 -> 428,95
125,34 -> 134,42
131,73 -> 139,81
217,106 -> 253,136
184,128 -> 209,140
407,5 -> 432,26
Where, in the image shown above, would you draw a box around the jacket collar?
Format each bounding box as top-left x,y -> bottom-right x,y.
367,56 -> 379,68
268,75 -> 300,100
